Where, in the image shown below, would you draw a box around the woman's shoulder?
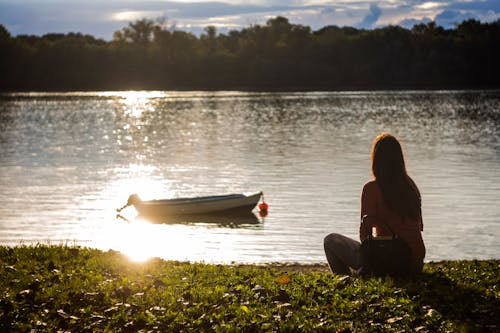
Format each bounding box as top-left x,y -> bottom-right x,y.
363,180 -> 379,192
362,179 -> 382,199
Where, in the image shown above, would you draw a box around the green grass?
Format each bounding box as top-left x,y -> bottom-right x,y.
1,245 -> 498,332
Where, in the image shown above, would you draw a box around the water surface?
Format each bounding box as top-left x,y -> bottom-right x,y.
1,90 -> 499,263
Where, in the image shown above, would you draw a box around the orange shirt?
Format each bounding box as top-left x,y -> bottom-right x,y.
360,180 -> 426,265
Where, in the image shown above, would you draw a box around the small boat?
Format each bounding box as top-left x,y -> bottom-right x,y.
118,192 -> 263,217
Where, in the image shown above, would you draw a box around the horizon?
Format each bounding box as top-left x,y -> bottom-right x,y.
1,0 -> 499,40
3,16 -> 499,41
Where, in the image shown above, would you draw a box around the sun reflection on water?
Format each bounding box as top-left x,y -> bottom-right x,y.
103,90 -> 165,118
93,218 -> 263,264
112,220 -> 157,262
98,90 -> 168,99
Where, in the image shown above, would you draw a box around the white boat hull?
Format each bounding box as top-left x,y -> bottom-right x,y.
128,192 -> 262,217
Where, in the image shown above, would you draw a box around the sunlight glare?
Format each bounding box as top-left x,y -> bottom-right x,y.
95,219 -> 207,263
78,162 -> 175,223
119,220 -> 156,262
101,91 -> 167,117
112,163 -> 175,205
122,91 -> 154,117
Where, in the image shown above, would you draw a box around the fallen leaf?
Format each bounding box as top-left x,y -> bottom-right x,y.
386,316 -> 403,324
337,275 -> 349,282
425,308 -> 439,317
276,274 -> 291,284
57,309 -> 68,318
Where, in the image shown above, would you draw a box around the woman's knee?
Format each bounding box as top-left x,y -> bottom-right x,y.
324,233 -> 342,249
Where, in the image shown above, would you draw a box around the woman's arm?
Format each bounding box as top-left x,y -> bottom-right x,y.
360,215 -> 378,240
360,182 -> 378,240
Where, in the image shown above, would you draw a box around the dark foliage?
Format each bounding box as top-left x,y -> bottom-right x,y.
1,17 -> 499,91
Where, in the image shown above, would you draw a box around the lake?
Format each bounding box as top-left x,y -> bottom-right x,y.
0,90 -> 499,263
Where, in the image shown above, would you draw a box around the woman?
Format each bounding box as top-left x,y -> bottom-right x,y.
324,133 -> 425,274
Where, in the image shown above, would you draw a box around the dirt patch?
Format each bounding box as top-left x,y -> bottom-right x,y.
234,262 -> 331,273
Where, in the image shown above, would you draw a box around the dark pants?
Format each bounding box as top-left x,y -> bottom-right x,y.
325,233 -> 424,275
324,233 -> 362,275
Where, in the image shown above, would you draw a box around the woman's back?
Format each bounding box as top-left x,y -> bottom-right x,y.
361,180 -> 425,267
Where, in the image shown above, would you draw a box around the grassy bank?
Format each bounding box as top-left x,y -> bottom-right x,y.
1,245 -> 498,332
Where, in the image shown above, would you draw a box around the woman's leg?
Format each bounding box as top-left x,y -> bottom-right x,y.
324,233 -> 361,274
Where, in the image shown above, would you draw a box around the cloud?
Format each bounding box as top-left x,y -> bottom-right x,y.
448,0 -> 500,12
439,0 -> 500,26
435,9 -> 474,27
432,0 -> 500,28
416,2 -> 444,11
357,3 -> 382,29
320,6 -> 335,15
111,11 -> 168,22
398,16 -> 433,29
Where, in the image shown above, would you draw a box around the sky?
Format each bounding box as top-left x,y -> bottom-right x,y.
1,0 -> 500,39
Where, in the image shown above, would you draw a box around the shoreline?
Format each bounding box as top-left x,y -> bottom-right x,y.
1,243 -> 497,271
0,243 -> 497,269
2,87 -> 500,95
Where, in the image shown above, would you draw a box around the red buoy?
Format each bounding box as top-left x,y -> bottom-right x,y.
258,192 -> 269,217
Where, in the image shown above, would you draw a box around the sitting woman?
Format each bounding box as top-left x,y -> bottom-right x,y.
324,133 -> 425,275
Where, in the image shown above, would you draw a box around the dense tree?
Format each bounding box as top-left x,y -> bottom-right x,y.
0,18 -> 499,91
113,18 -> 159,44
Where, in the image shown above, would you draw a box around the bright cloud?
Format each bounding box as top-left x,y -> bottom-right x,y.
417,2 -> 447,10
112,11 -> 168,22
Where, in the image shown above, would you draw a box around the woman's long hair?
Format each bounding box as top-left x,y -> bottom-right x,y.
371,133 -> 421,220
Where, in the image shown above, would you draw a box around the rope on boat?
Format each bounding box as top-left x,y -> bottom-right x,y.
116,214 -> 132,223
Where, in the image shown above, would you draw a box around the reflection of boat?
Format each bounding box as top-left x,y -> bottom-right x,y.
137,212 -> 261,226
118,192 -> 263,217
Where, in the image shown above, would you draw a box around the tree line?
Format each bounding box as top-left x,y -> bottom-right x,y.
1,17 -> 499,91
